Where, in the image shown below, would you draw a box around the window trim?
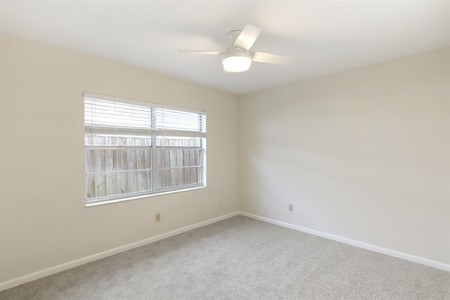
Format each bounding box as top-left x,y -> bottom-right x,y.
83,93 -> 207,207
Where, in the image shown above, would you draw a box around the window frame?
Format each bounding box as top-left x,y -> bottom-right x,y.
83,93 -> 207,207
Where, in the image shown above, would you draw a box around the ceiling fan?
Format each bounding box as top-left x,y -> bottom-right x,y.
179,24 -> 291,73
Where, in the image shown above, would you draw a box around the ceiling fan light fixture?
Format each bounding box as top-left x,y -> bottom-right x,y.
222,53 -> 252,72
180,24 -> 291,73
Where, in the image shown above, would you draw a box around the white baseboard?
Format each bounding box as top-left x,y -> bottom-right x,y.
2,210 -> 448,292
239,210 -> 450,272
0,211 -> 240,292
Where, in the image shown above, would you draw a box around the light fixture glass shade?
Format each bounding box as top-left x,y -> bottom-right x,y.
222,55 -> 252,72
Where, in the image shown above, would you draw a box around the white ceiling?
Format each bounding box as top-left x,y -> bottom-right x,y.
1,1 -> 449,95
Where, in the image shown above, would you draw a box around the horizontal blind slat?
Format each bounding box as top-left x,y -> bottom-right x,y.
85,126 -> 156,136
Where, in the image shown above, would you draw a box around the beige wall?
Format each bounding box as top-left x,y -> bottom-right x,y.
239,48 -> 450,264
0,34 -> 239,282
1,33 -> 449,284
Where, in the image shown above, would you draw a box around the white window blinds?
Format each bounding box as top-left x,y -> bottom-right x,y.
85,97 -> 154,137
155,108 -> 206,136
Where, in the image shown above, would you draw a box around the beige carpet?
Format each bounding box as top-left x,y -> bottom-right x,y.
1,216 -> 449,299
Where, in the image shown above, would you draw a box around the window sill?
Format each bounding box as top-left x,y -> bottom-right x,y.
85,185 -> 206,208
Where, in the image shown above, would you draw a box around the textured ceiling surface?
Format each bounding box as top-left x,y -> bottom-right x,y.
1,1 -> 449,94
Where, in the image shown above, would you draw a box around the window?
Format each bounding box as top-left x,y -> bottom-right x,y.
84,94 -> 206,206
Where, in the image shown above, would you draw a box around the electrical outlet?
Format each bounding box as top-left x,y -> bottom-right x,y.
288,204 -> 293,212
155,213 -> 161,222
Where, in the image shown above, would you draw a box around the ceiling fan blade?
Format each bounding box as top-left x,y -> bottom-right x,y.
252,52 -> 292,64
178,50 -> 222,55
234,24 -> 261,50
